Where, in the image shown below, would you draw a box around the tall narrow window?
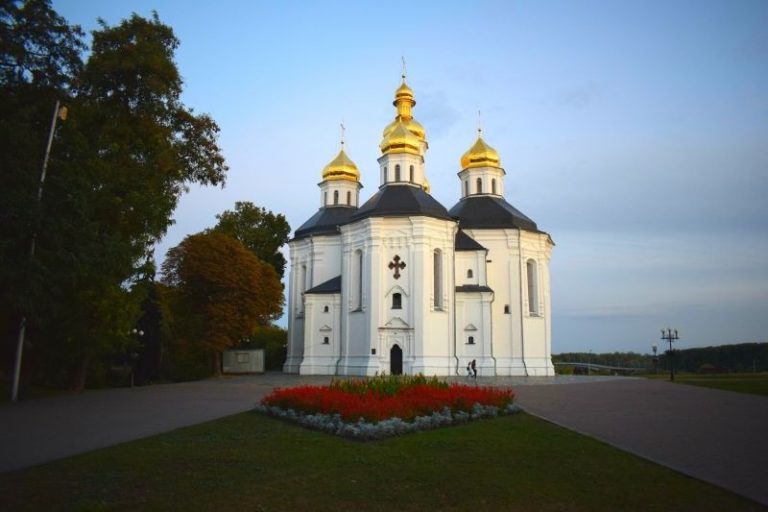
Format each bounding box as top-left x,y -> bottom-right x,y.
395,164 -> 401,182
433,250 -> 442,309
383,166 -> 387,183
324,192 -> 327,206
409,165 -> 414,182
492,179 -> 497,195
299,264 -> 307,314
353,249 -> 363,310
392,293 -> 402,309
333,190 -> 339,205
504,305 -> 510,314
346,191 -> 351,205
464,180 -> 469,197
527,259 -> 539,315
467,269 -> 473,279
476,177 -> 483,194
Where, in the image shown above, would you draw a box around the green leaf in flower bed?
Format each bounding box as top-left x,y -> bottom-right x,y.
329,373 -> 448,396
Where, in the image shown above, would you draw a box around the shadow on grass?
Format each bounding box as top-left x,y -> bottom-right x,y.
0,412 -> 764,512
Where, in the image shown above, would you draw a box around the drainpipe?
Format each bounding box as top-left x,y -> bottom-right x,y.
486,248 -> 497,375
452,226 -> 460,375
518,228 -> 528,376
334,226 -> 343,376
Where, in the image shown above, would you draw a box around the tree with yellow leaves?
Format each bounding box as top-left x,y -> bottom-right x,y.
162,232 -> 283,375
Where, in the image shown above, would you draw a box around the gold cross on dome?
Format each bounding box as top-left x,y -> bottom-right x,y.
388,255 -> 406,280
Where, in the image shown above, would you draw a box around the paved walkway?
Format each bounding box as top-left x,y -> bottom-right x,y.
1,375 -> 766,506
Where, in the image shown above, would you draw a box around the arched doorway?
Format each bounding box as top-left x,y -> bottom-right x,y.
390,344 -> 403,375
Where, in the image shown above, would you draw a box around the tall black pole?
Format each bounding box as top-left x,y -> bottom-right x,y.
660,328 -> 679,381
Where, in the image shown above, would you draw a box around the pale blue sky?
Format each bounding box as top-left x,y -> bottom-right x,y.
55,0 -> 768,353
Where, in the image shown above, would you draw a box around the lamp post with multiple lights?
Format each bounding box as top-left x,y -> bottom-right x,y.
660,328 -> 679,381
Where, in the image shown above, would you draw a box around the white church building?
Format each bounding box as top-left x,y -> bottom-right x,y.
283,76 -> 555,377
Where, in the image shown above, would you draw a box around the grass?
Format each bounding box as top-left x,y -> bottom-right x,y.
646,372 -> 768,396
1,412 -> 764,512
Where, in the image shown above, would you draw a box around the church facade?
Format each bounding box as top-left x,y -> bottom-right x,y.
283,76 -> 555,377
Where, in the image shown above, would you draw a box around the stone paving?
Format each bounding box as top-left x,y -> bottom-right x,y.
1,374 -> 766,506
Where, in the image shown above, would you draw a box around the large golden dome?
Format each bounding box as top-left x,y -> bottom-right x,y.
460,134 -> 501,169
380,120 -> 421,156
322,147 -> 360,182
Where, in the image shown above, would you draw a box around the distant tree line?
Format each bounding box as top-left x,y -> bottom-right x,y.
553,342 -> 768,374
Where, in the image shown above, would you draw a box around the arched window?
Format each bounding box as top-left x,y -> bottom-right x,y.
395,164 -> 401,182
409,165 -> 414,182
527,259 -> 539,315
464,180 -> 469,197
346,191 -> 351,205
504,305 -> 510,314
333,190 -> 339,205
323,337 -> 329,345
492,179 -> 497,195
392,293 -> 402,309
468,336 -> 475,345
476,177 -> 482,194
323,305 -> 329,313
433,249 -> 442,309
467,269 -> 473,279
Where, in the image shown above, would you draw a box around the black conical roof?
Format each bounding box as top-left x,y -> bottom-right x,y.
448,196 -> 540,232
351,184 -> 453,222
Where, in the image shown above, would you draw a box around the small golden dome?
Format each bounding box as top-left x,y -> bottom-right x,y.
423,178 -> 431,194
380,120 -> 421,155
460,135 -> 501,169
394,81 -> 415,105
322,147 -> 360,182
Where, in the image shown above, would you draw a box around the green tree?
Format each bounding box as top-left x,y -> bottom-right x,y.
1,3 -> 228,390
212,201 -> 291,279
162,232 -> 283,375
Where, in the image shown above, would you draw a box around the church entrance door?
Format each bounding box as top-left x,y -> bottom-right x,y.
390,344 -> 403,375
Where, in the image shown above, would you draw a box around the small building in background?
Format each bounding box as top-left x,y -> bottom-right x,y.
223,349 -> 265,374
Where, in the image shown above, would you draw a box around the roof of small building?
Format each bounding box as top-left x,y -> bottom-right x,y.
306,275 -> 342,294
455,230 -> 486,251
293,207 -> 356,240
448,196 -> 540,232
350,184 -> 453,222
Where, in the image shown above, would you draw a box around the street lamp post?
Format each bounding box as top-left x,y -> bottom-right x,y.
660,328 -> 679,381
10,100 -> 68,403
129,328 -> 144,387
652,344 -> 658,374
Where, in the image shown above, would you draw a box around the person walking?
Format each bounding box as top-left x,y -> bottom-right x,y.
466,361 -> 473,378
471,359 -> 477,379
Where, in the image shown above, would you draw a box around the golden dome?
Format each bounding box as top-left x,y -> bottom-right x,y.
460,134 -> 501,169
380,120 -> 421,155
394,81 -> 415,105
382,117 -> 426,143
322,147 -> 360,182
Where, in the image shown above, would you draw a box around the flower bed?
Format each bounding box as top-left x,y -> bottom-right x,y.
255,374 -> 520,440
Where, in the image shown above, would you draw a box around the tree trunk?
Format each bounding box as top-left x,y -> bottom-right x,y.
70,355 -> 90,391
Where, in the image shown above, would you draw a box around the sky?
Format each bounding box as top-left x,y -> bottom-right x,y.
54,0 -> 768,354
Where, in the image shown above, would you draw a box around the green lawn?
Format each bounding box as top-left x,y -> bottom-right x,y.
1,412 -> 764,512
647,372 -> 768,396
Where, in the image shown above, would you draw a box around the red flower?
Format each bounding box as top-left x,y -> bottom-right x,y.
261,382 -> 514,423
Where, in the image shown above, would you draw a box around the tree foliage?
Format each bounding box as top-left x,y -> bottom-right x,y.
212,201 -> 291,279
162,232 -> 283,374
1,1 -> 228,390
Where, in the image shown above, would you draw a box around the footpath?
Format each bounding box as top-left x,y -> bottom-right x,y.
1,374 -> 766,506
